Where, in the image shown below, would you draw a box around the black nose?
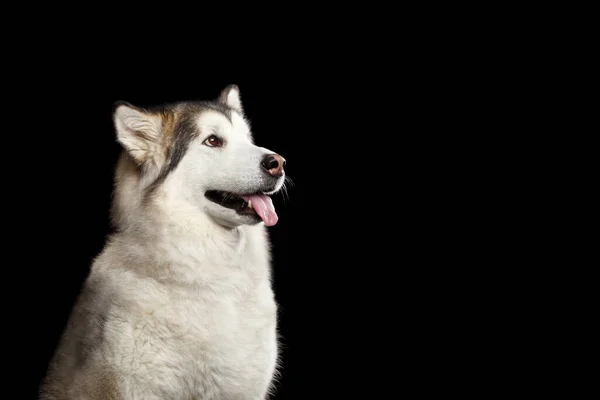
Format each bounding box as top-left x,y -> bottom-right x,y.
261,154 -> 286,177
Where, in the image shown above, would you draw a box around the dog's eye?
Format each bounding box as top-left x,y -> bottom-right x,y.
204,135 -> 223,148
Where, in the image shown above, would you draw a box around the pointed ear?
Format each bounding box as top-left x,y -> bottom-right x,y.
113,102 -> 166,168
218,84 -> 243,113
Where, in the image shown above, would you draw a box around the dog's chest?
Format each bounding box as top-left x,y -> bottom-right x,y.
121,260 -> 278,397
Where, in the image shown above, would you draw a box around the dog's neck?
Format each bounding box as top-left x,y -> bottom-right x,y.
110,201 -> 260,285
117,201 -> 246,246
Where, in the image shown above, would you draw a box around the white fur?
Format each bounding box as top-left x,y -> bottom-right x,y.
41,89 -> 285,399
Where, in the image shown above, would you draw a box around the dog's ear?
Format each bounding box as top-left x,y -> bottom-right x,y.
218,84 -> 243,113
113,102 -> 166,169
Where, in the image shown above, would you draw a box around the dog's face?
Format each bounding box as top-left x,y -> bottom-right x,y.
113,85 -> 286,228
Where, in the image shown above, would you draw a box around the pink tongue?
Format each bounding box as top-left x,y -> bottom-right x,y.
241,194 -> 278,226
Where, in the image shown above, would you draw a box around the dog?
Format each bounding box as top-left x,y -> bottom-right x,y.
40,85 -> 287,399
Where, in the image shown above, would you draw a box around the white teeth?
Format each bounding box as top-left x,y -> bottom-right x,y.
248,199 -> 252,209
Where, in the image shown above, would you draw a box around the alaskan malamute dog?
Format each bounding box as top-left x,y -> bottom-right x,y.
40,85 -> 287,399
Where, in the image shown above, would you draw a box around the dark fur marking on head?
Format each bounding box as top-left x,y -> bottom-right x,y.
144,101 -> 235,195
199,101 -> 234,122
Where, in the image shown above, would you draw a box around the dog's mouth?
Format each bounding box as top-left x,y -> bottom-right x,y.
205,190 -> 279,226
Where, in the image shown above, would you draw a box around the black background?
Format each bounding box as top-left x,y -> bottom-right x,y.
4,14 -> 544,399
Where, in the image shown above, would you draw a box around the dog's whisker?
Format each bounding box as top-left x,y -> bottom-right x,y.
279,183 -> 287,203
283,183 -> 290,203
284,176 -> 295,188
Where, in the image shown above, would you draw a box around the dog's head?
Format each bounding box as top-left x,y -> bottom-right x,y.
112,85 -> 286,229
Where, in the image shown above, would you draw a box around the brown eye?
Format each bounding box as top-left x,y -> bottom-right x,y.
204,135 -> 223,147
